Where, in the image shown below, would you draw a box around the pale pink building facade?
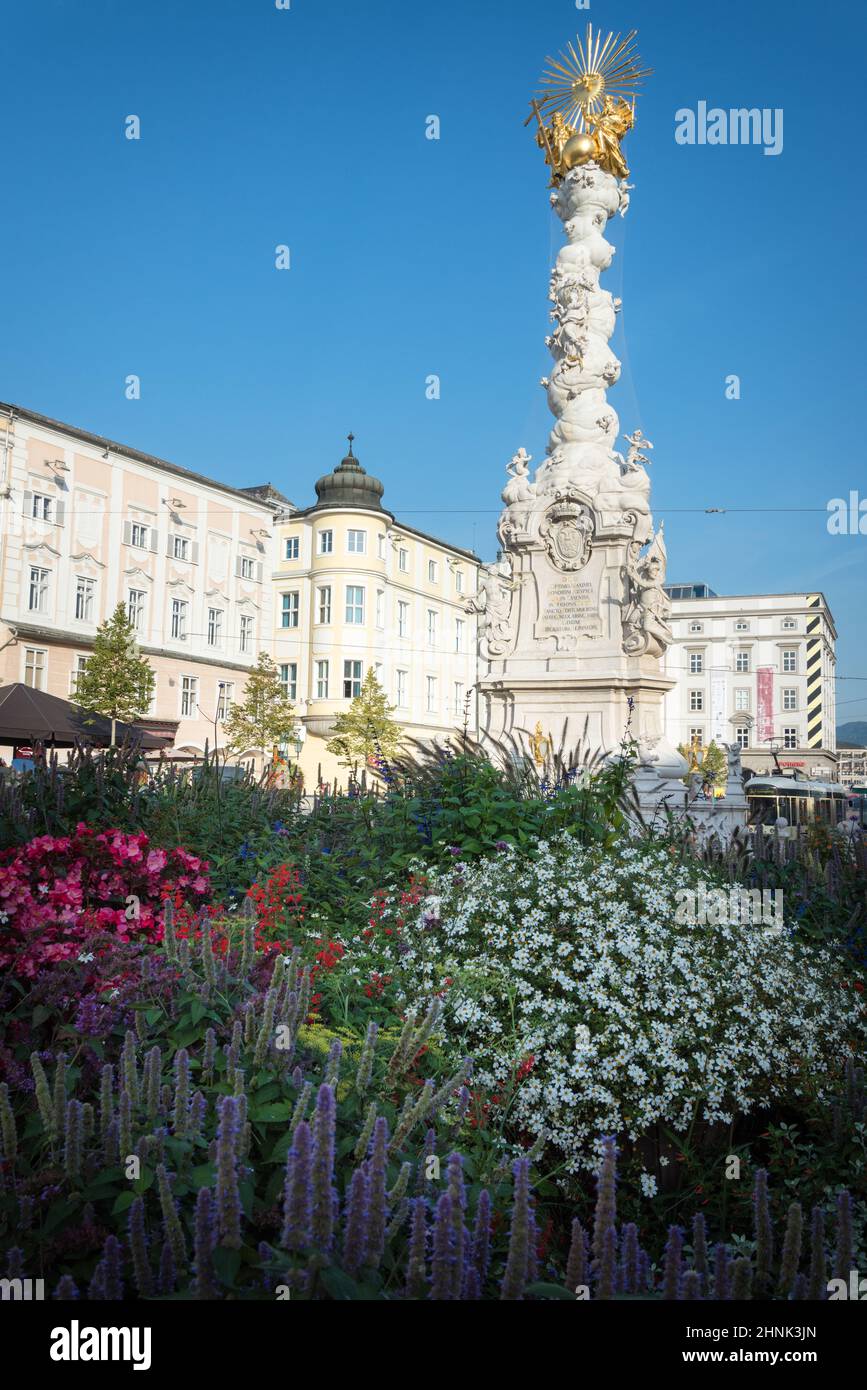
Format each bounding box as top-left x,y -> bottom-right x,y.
0,403 -> 279,759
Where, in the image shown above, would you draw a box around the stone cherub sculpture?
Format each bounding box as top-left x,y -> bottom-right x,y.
498,448 -> 538,542
621,527 -> 673,658
622,429 -> 653,472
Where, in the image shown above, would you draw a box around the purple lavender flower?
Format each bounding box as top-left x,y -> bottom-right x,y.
752,1168 -> 773,1294
281,1119 -> 313,1252
591,1135 -> 617,1290
565,1217 -> 588,1294
404,1196 -> 429,1299
833,1190 -> 853,1283
620,1222 -> 639,1295
681,1270 -> 702,1300
712,1243 -> 730,1301
778,1202 -> 803,1298
807,1206 -> 826,1301
172,1049 -> 191,1136
157,1238 -> 176,1296
53,1275 -> 79,1300
310,1084 -> 337,1254
500,1158 -> 532,1302
128,1196 -> 154,1297
192,1187 -> 218,1299
662,1225 -> 684,1300
472,1189 -> 491,1286
215,1095 -> 243,1249
342,1166 -> 370,1276
101,1235 -> 124,1300
365,1116 -> 389,1269
430,1192 -> 458,1300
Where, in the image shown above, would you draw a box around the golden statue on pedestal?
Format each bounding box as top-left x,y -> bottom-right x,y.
526,23 -> 650,183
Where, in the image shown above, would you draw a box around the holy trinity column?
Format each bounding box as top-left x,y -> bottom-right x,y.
471,24 -> 688,799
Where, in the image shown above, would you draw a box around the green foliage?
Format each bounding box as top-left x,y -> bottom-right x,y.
326,669 -> 403,768
221,652 -> 297,759
72,602 -> 155,733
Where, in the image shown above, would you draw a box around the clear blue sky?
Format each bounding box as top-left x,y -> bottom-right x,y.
2,0 -> 866,725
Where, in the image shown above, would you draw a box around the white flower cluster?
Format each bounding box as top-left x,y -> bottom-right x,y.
353,836 -> 865,1174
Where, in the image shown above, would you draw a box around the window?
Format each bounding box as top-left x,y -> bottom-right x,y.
75,577 -> 95,622
782,617 -> 797,630
347,529 -> 366,554
782,648 -> 798,674
735,726 -> 750,750
31,493 -> 53,522
783,727 -> 798,750
688,621 -> 704,634
285,536 -> 300,560
454,682 -> 464,717
318,529 -> 333,555
70,655 -> 89,696
130,521 -> 149,549
128,589 -> 146,632
24,648 -> 46,689
735,650 -> 750,673
689,689 -> 704,712
455,618 -> 464,653
734,620 -> 750,633
396,670 -> 408,708
688,727 -> 704,747
734,688 -> 750,712
425,676 -> 437,713
279,663 -> 297,700
172,535 -> 190,562
240,615 -> 254,653
375,590 -> 385,627
343,659 -> 362,698
373,661 -> 384,686
316,660 -> 329,699
180,675 -> 198,718
207,608 -> 224,647
317,586 -> 332,624
281,591 -> 300,628
398,547 -> 408,572
782,688 -> 797,712
239,555 -> 256,580
28,566 -> 50,613
216,682 -> 234,722
171,598 -> 188,641
428,559 -> 438,584
345,585 -> 365,625
427,609 -> 437,648
688,651 -> 703,674
455,570 -> 464,595
398,601 -> 409,638
377,534 -> 386,560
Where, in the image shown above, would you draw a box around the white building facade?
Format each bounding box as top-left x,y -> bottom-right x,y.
663,584 -> 838,778
0,403 -> 277,758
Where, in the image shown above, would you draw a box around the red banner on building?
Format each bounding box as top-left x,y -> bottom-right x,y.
757,666 -> 775,744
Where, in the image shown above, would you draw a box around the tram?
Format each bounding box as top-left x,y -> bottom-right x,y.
744,774 -> 850,829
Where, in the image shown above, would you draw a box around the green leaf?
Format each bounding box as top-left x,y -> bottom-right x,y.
524,1281 -> 578,1300
320,1267 -> 361,1300
213,1247 -> 242,1287
111,1191 -> 137,1216
251,1102 -> 292,1124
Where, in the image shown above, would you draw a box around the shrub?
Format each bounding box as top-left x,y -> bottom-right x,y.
0,826 -> 209,978
337,834 -> 867,1176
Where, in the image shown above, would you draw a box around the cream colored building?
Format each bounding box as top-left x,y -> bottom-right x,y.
0,402 -> 278,759
271,440 -> 480,787
663,583 -> 838,778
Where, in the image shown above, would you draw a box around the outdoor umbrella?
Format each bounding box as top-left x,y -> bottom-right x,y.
0,683 -> 171,750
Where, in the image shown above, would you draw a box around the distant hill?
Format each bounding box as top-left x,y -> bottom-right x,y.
837,721 -> 867,747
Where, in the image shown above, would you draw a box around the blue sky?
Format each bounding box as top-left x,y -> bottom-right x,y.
2,0 -> 866,723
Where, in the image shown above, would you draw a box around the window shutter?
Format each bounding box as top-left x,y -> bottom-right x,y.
55,499 -> 65,526
22,490 -> 32,517
167,534 -> 174,557
191,541 -> 199,565
149,528 -> 158,552
235,555 -> 242,578
256,562 -> 263,583
123,520 -> 132,545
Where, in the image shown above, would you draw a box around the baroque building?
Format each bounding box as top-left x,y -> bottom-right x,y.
662,583 -> 838,778
0,403 -> 278,758
271,439 -> 480,786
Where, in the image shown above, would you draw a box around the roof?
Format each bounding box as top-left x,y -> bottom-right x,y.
1,401 -> 283,510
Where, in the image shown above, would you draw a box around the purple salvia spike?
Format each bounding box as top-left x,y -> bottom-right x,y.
310,1084 -> 337,1254
500,1158 -> 532,1302
752,1167 -> 773,1295
591,1135 -> 617,1282
281,1120 -> 313,1252
807,1206 -> 826,1300
158,1238 -> 176,1295
101,1234 -> 124,1300
128,1197 -> 154,1297
405,1197 -> 428,1299
662,1225 -> 684,1301
681,1270 -> 702,1300
712,1243 -> 730,1300
192,1187 -> 218,1299
342,1166 -> 370,1276
620,1222 -> 639,1295
53,1274 -> 79,1299
472,1189 -> 492,1285
365,1116 -> 389,1269
833,1191 -> 853,1283
430,1192 -> 457,1300
446,1152 -> 466,1297
215,1095 -> 243,1250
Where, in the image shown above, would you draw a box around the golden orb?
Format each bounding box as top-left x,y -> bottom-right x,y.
561,131 -> 596,169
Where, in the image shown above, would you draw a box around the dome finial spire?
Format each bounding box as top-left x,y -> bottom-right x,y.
346,431 -> 355,457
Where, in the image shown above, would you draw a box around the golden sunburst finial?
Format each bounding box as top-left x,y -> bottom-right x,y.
534,22 -> 652,131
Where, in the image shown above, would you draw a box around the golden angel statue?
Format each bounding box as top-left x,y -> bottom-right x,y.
585,96 -> 635,179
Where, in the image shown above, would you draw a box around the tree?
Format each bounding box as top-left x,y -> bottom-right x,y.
326,668 -> 403,768
221,652 -> 297,761
73,602 -> 155,745
678,738 -> 727,793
